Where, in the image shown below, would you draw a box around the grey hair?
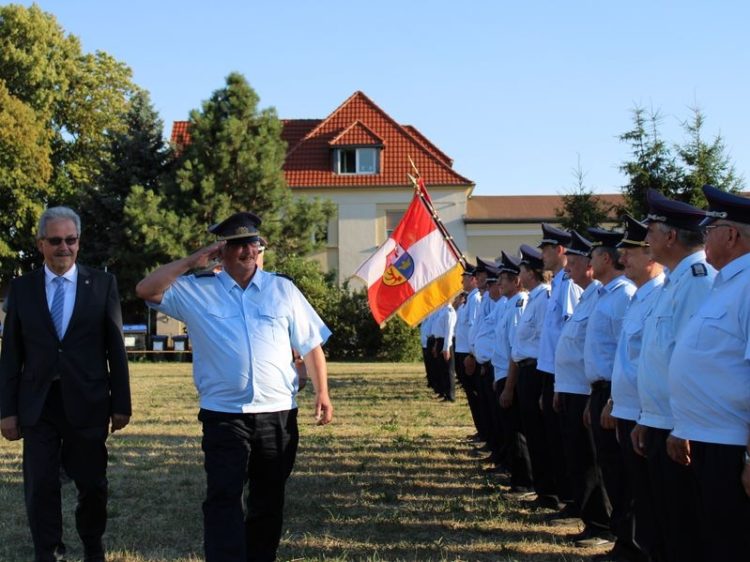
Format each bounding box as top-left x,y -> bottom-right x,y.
728,220 -> 750,240
37,207 -> 81,240
654,222 -> 704,250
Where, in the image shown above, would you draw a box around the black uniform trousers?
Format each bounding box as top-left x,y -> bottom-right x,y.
433,337 -> 455,400
495,378 -> 533,488
516,360 -> 556,497
23,381 -> 108,562
199,408 -> 299,562
477,363 -> 503,461
455,352 -> 484,438
589,382 -> 635,551
617,417 -> 661,561
644,426 -> 704,562
559,391 -> 610,529
540,371 -> 571,502
690,440 -> 750,562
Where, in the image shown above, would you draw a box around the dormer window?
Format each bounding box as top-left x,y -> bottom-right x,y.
334,147 -> 379,175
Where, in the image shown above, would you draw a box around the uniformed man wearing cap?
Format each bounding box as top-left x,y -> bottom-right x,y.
508,245 -> 558,506
667,185 -> 750,561
537,224 -> 583,508
631,190 -> 716,562
136,212 -> 333,562
552,231 -> 610,542
493,252 -> 533,491
581,227 -> 637,557
471,263 -> 507,468
454,265 -> 484,441
609,215 -> 665,561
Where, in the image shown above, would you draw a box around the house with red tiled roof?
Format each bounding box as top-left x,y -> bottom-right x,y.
169,91 -> 626,281
172,91 -> 475,283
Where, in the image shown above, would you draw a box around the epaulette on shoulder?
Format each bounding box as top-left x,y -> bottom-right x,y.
691,263 -> 708,277
563,272 -> 571,280
195,270 -> 216,278
273,272 -> 295,283
516,298 -> 525,307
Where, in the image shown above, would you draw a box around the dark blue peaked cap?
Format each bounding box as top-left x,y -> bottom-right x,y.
519,244 -> 544,270
538,223 -> 572,247
474,256 -> 496,275
209,211 -> 262,242
701,184 -> 750,226
565,230 -> 594,257
461,262 -> 476,276
485,263 -> 501,283
617,214 -> 649,248
498,251 -> 521,275
587,227 -> 624,249
645,189 -> 706,232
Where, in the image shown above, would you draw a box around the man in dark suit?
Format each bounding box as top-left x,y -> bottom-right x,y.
0,206 -> 131,562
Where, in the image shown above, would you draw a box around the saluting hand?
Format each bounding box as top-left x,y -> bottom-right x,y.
189,241 -> 226,270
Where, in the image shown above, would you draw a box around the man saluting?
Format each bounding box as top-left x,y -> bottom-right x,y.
136,211 -> 333,562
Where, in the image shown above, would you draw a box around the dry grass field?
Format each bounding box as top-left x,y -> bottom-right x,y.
0,362 -> 607,561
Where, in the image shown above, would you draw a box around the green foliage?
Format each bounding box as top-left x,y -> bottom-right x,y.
619,106 -> 745,217
555,157 -> 618,232
0,80 -> 52,279
0,3 -> 136,283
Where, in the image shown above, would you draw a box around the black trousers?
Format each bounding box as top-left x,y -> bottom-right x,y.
200,408 -> 299,562
540,371 -> 570,502
690,440 -> 750,562
478,363 -> 503,460
617,418 -> 660,560
559,391 -> 610,528
22,382 -> 108,562
433,338 -> 455,400
516,361 -> 556,497
455,352 -> 483,438
589,383 -> 633,547
645,427 -> 704,562
495,378 -> 533,488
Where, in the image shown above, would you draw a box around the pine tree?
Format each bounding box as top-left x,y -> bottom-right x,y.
555,157 -> 617,233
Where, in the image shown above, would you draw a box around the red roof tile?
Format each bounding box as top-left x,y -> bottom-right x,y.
169,91 -> 473,189
329,120 -> 383,146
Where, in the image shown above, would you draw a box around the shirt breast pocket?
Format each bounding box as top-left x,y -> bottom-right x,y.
653,311 -> 674,350
694,307 -> 735,347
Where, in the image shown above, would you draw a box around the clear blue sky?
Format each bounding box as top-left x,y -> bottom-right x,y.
19,0 -> 750,195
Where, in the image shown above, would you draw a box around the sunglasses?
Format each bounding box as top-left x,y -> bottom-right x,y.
44,236 -> 79,246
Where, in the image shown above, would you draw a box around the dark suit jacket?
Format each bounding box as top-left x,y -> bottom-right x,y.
0,264 -> 131,428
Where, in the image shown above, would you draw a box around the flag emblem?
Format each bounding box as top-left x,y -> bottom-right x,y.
382,245 -> 414,286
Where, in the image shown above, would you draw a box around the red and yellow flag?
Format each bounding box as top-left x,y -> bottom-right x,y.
353,181 -> 464,326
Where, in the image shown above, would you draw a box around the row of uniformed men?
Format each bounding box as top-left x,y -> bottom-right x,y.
419,185 -> 750,562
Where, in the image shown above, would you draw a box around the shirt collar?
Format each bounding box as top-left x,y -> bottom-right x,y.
44,263 -> 77,284
216,267 -> 268,293
601,274 -> 630,293
529,283 -> 549,299
580,279 -> 602,299
714,251 -> 750,287
667,250 -> 707,283
634,273 -> 665,302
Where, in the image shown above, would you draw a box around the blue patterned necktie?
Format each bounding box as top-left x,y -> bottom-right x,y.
51,276 -> 65,338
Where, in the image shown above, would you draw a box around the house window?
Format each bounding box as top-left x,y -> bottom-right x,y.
334,147 -> 379,174
385,210 -> 404,239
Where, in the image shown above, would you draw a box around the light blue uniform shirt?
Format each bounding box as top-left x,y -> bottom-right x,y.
670,253 -> 750,446
420,311 -> 436,347
474,297 -> 505,364
455,288 -> 481,353
492,291 -> 527,381
469,291 -> 495,355
611,274 -> 665,421
537,269 -> 582,374
432,304 -> 457,344
149,269 -> 331,414
584,275 -> 636,384
511,283 -> 550,362
554,280 -> 601,395
637,251 -> 716,429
